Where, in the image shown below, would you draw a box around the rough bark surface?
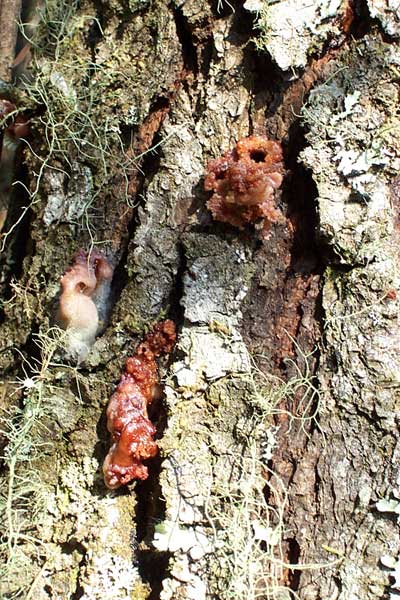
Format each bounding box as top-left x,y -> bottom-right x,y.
0,0 -> 21,82
0,1 -> 399,600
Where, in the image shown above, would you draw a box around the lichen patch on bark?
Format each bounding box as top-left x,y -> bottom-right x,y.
248,0 -> 351,72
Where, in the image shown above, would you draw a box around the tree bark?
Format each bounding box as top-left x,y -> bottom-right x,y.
0,1 -> 399,599
0,0 -> 21,82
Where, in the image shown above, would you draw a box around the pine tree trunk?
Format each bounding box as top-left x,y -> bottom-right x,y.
1,1 -> 399,599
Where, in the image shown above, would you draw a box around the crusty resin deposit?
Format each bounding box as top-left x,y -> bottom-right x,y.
58,249 -> 113,361
204,135 -> 284,232
103,320 -> 176,489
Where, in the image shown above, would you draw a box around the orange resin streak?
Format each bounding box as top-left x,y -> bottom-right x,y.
103,320 -> 176,489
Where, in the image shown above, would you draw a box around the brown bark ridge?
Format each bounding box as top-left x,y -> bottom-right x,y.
0,1 -> 399,599
0,0 -> 21,81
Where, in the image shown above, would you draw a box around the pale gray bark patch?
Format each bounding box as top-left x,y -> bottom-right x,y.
158,233 -> 255,600
42,164 -> 94,225
246,0 -> 349,73
301,36 -> 399,265
181,233 -> 254,327
368,0 -> 400,38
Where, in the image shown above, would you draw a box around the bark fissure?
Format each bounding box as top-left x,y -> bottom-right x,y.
0,173 -> 33,313
131,242 -> 186,593
172,4 -> 199,75
351,0 -> 373,38
60,540 -> 87,600
135,456 -> 172,599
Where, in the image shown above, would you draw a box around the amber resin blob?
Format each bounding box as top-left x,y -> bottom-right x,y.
58,249 -> 113,361
103,320 -> 176,489
204,135 -> 284,232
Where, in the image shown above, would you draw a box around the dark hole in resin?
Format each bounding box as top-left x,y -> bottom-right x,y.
250,150 -> 266,163
215,168 -> 227,180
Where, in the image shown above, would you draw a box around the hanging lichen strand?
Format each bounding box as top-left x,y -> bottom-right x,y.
103,320 -> 176,489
